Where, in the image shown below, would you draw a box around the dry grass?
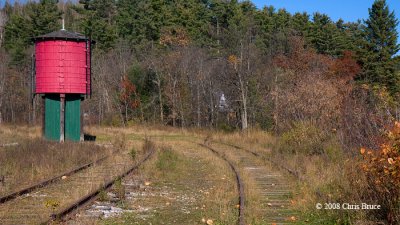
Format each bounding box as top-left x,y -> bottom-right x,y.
0,138 -> 112,196
0,124 -> 41,143
208,128 -> 276,155
268,134 -> 374,224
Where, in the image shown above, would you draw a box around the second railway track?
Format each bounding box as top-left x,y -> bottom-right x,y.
0,141 -> 156,225
202,141 -> 297,225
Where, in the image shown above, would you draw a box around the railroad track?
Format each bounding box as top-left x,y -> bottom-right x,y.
198,143 -> 245,225
0,150 -> 115,204
203,141 -> 297,224
0,141 -> 155,225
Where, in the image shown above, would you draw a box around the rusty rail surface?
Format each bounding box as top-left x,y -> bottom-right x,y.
198,143 -> 245,225
46,148 -> 156,223
0,153 -> 113,204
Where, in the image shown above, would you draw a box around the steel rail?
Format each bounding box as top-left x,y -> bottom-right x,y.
198,143 -> 245,225
0,152 -> 113,204
45,147 -> 156,224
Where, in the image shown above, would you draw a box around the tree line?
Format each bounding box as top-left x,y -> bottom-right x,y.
0,0 -> 399,149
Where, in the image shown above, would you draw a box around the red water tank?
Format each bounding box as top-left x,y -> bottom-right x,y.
34,30 -> 92,95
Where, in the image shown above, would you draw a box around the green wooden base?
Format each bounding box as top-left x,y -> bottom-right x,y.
65,95 -> 81,141
44,94 -> 61,141
44,94 -> 82,142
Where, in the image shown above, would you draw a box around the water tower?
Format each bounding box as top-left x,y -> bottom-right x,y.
33,29 -> 93,142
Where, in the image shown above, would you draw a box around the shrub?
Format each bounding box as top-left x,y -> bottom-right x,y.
114,179 -> 125,201
156,147 -> 179,172
98,188 -> 108,202
217,122 -> 236,133
360,121 -> 400,224
129,147 -> 137,161
279,122 -> 333,156
101,114 -> 123,127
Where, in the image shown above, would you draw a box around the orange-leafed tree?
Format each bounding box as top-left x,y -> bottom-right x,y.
120,75 -> 140,124
361,121 -> 400,224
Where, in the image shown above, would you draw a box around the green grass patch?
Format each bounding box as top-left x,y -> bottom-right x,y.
129,147 -> 137,161
156,147 -> 180,172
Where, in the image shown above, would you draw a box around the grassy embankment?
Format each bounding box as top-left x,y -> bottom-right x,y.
0,125 -> 114,196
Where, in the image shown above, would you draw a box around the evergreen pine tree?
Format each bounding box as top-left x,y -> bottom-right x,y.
29,0 -> 62,37
290,12 -> 311,37
3,11 -> 32,65
361,0 -> 400,94
78,0 -> 117,50
116,0 -> 167,45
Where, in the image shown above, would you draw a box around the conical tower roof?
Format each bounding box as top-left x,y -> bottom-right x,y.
34,29 -> 89,42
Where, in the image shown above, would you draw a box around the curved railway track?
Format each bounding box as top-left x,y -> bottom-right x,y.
126,135 -> 296,224
0,142 -> 155,225
204,141 -> 297,224
198,143 -> 245,225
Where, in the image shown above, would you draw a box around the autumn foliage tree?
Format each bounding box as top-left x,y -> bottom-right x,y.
120,75 -> 139,124
272,37 -> 360,133
361,121 -> 400,224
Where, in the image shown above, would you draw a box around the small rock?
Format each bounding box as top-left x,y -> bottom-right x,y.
107,192 -> 117,198
93,205 -> 111,210
206,219 -> 213,225
61,176 -> 67,180
201,218 -> 206,223
144,181 -> 151,186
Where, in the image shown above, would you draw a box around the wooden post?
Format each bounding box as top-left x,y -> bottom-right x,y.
60,94 -> 65,142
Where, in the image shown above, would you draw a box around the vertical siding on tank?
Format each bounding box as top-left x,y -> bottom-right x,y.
65,95 -> 81,141
44,95 -> 60,141
35,40 -> 88,94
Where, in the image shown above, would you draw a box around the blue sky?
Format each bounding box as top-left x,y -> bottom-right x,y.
252,0 -> 399,23
251,0 -> 400,47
